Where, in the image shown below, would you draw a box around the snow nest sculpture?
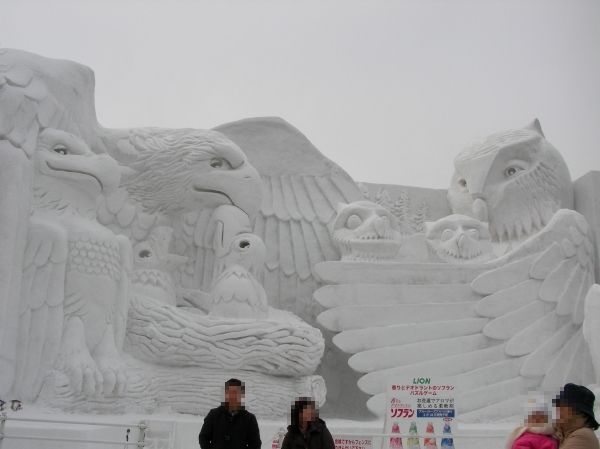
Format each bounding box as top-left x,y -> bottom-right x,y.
317,120 -> 599,420
0,49 -> 326,417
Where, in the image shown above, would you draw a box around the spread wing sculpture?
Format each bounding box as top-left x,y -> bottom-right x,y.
1,51 -> 339,413
96,117 -> 364,324
214,117 -> 365,321
0,49 -> 90,397
0,49 -> 131,400
316,121 -> 597,419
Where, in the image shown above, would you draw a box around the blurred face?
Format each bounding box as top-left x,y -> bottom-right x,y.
555,404 -> 575,425
225,386 -> 243,408
300,403 -> 316,426
527,411 -> 549,425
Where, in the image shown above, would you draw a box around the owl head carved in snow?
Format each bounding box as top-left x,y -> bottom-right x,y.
331,201 -> 402,261
447,119 -> 573,242
425,214 -> 494,263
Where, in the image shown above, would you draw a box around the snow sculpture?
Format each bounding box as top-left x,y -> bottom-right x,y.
584,285 -> 600,384
209,231 -> 269,319
4,48 -> 599,421
316,120 -> 597,420
424,214 -> 494,263
0,49 -> 327,417
331,201 -> 402,261
131,226 -> 188,307
15,127 -> 130,401
0,50 -> 131,400
447,119 -> 574,243
212,118 -> 367,416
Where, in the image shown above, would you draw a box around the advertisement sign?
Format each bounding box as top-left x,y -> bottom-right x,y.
384,377 -> 456,449
272,430 -> 373,449
335,436 -> 374,449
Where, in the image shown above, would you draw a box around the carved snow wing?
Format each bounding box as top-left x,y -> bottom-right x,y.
317,121 -> 598,420
2,49 -> 599,421
0,50 -> 328,417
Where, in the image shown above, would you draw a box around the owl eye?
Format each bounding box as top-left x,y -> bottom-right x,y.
346,214 -> 363,230
210,158 -> 232,169
466,228 -> 480,239
458,179 -> 467,188
53,146 -> 68,155
239,240 -> 250,249
441,229 -> 454,241
139,249 -> 151,258
504,166 -> 523,178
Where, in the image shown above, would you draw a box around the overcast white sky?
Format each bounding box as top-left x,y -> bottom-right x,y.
2,0 -> 599,188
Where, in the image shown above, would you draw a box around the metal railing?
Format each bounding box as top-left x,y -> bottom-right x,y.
0,412 -> 147,448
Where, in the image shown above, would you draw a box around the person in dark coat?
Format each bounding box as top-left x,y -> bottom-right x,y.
281,397 -> 335,449
199,378 -> 261,449
553,383 -> 600,449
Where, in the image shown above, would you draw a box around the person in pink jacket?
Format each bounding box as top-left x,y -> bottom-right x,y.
506,395 -> 558,449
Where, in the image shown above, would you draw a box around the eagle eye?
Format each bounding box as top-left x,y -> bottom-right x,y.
53,146 -> 68,155
139,249 -> 151,258
210,158 -> 232,169
458,178 -> 467,188
239,240 -> 250,249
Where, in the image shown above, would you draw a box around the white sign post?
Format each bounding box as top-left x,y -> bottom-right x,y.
384,377 -> 456,449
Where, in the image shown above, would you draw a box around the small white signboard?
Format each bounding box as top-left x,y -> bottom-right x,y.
384,377 -> 456,449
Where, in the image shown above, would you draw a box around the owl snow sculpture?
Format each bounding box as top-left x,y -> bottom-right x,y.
14,128 -> 130,400
447,119 -> 574,243
317,120 -> 596,420
209,233 -> 269,319
331,201 -> 402,261
425,214 -> 494,263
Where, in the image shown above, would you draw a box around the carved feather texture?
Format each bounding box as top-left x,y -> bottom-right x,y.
213,118 -> 364,322
93,117 -> 363,327
13,217 -> 68,400
316,209 -> 595,419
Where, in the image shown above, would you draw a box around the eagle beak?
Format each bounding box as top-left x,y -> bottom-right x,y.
202,161 -> 263,219
95,154 -> 121,193
231,162 -> 262,218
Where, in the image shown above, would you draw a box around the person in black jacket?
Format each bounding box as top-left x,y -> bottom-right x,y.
281,397 -> 335,449
199,379 -> 261,449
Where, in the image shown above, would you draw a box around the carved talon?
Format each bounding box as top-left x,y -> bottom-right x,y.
57,348 -> 102,397
96,356 -> 128,396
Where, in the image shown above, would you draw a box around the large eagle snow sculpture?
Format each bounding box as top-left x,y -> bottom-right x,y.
16,128 -> 131,400
97,117 -> 366,412
96,116 -> 365,324
0,49 -> 109,397
0,49 -> 132,400
316,120 -> 596,420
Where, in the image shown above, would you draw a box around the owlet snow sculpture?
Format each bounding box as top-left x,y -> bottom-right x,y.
15,128 -> 130,400
425,214 -> 494,263
447,119 -> 574,242
331,201 -> 402,261
316,120 -> 596,420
